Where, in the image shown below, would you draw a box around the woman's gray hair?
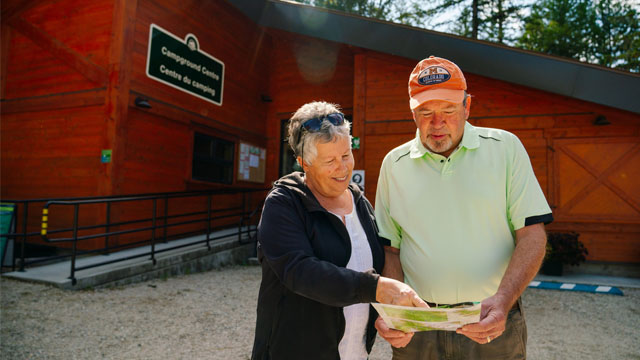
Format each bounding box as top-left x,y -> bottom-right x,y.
288,101 -> 351,165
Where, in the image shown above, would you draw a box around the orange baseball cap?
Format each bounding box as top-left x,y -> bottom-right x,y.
408,56 -> 467,109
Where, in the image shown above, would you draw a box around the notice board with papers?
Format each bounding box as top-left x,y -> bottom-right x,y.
238,142 -> 266,183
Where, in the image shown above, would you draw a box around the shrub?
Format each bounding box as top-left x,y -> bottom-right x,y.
545,232 -> 588,266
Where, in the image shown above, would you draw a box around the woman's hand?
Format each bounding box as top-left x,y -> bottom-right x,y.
374,316 -> 415,348
375,277 -> 428,307
374,278 -> 427,348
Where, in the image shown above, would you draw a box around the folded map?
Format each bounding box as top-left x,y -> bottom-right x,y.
372,302 -> 481,332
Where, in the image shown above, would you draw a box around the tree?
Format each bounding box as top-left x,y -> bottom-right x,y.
292,0 -> 526,44
292,0 -> 640,72
591,0 -> 640,71
412,0 -> 527,44
518,0 -> 593,60
293,0 -> 434,29
518,0 -> 640,71
293,0 -> 395,20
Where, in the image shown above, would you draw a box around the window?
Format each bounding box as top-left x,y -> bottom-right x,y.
192,132 -> 235,184
279,118 -> 301,177
279,115 -> 353,177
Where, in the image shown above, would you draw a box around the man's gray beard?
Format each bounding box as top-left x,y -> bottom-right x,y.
427,138 -> 452,154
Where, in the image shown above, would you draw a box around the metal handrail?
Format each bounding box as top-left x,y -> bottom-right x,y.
1,188 -> 268,284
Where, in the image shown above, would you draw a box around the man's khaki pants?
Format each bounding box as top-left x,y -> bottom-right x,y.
392,299 -> 526,360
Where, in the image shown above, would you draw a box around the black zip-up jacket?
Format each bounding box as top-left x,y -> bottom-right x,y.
251,172 -> 386,360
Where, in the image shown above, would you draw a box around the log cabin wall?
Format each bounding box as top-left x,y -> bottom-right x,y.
1,0 -> 272,249
261,40 -> 640,264
2,0 -> 116,249
354,51 -> 640,264
263,29 -> 355,183
126,0 -> 271,194
1,0 -> 114,199
1,0 -> 638,262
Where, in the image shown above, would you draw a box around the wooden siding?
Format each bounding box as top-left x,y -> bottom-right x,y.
264,29 -> 355,183
130,0 -> 270,141
1,0 -> 114,202
1,0 -> 638,261
1,0 -> 272,250
350,51 -> 640,263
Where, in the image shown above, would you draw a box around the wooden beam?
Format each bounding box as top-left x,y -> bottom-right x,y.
1,24 -> 11,99
1,88 -> 106,114
353,53 -> 367,190
8,16 -> 108,85
1,0 -> 40,24
101,0 -> 138,197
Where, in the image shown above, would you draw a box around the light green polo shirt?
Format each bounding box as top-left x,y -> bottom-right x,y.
375,122 -> 552,304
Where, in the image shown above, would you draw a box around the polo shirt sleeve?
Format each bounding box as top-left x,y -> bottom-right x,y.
375,154 -> 403,249
506,134 -> 553,230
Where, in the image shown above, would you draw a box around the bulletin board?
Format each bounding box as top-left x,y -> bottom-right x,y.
238,142 -> 266,183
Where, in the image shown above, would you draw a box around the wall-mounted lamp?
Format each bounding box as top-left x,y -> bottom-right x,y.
261,94 -> 272,103
134,97 -> 152,109
593,115 -> 610,126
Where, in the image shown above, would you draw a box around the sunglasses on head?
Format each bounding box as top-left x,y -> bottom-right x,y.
296,113 -> 345,154
301,112 -> 345,132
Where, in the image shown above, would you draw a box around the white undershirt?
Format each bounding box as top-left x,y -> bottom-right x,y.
331,193 -> 373,360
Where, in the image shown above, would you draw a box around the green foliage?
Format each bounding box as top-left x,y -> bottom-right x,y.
518,0 -> 640,71
591,0 -> 640,71
292,0 -> 639,72
544,232 -> 588,266
295,0 -> 395,20
448,0 -> 527,43
518,0 -> 593,59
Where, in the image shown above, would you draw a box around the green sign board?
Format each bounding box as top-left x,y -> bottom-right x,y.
352,137 -> 360,150
101,149 -> 112,163
146,24 -> 224,106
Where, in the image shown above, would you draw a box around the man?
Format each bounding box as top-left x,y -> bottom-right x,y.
374,56 -> 553,359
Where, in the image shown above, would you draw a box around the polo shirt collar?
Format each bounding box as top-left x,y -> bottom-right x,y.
460,122 -> 480,150
409,121 -> 480,159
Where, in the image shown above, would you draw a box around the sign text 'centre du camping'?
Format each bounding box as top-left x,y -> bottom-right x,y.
146,24 -> 224,106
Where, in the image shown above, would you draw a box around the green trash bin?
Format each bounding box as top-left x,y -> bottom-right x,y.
0,203 -> 16,266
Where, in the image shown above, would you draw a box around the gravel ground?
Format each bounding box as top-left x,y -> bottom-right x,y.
1,265 -> 639,359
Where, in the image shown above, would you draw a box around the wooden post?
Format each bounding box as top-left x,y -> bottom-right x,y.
352,53 -> 367,194
0,25 -> 11,100
102,0 -> 138,196
100,0 -> 138,249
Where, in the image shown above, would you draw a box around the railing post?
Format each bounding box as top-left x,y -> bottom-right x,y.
69,204 -> 79,286
206,194 -> 211,250
163,194 -> 169,243
11,203 -> 18,271
104,202 -> 111,255
18,202 -> 28,272
151,199 -> 157,265
238,192 -> 246,243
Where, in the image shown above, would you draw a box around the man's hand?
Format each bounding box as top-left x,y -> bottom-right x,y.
375,316 -> 415,348
457,223 -> 546,344
376,277 -> 428,307
456,294 -> 510,344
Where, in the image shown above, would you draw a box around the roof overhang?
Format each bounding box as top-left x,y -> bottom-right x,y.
229,0 -> 640,114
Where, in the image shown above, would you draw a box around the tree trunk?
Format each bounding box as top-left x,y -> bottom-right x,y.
472,0 -> 479,39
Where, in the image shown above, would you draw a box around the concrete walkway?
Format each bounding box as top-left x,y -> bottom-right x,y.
3,229 -> 639,291
2,227 -> 256,289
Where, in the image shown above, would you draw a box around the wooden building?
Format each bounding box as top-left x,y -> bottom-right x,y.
2,0 -> 639,263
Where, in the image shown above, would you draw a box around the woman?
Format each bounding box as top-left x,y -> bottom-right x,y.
251,101 -> 425,360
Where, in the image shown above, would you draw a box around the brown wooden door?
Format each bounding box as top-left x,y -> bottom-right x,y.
552,137 -> 640,223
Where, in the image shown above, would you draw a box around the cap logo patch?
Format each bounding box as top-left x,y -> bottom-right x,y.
418,66 -> 451,86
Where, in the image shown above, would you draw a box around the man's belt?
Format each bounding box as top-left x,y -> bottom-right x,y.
425,300 -> 520,311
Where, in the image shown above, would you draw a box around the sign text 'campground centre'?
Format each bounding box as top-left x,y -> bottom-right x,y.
146,24 -> 224,106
